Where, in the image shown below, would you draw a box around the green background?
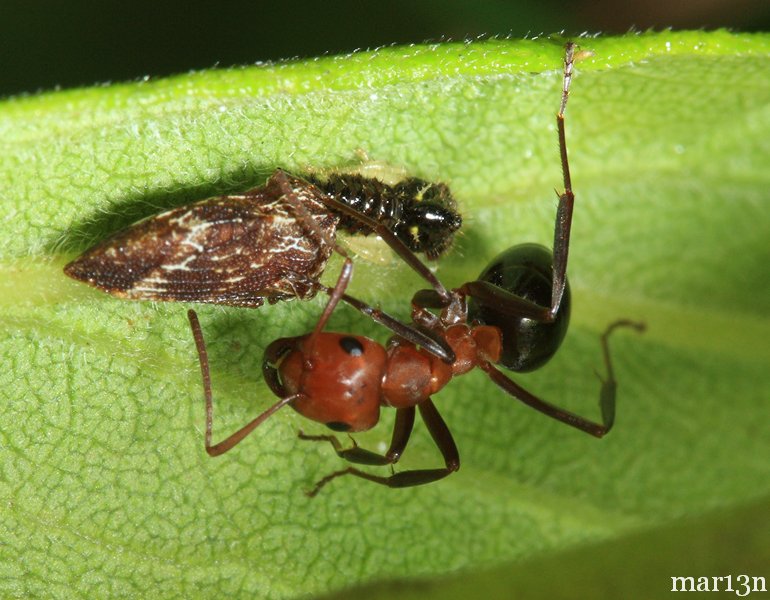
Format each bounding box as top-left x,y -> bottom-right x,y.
2,0 -> 770,97
1,5 -> 770,600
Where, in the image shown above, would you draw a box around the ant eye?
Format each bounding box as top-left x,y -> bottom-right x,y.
339,337 -> 364,356
326,421 -> 352,432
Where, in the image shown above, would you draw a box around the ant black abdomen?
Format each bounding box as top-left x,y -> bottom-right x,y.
467,243 -> 570,372
309,173 -> 462,259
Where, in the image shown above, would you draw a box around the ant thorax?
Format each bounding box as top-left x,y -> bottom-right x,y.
410,289 -> 468,331
392,290 -> 503,381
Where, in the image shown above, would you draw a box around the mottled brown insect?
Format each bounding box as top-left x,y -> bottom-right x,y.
65,169 -> 461,308
65,170 -> 340,307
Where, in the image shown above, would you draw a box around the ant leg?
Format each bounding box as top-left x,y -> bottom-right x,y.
417,43 -> 579,324
550,41 -> 576,319
274,169 -> 451,305
415,278 -> 553,325
310,179 -> 453,306
298,407 -> 416,466
272,170 -> 354,337
311,281 -> 455,363
310,246 -> 353,338
478,319 -> 645,437
305,399 -> 459,496
188,309 -> 299,456
275,169 -> 454,349
454,280 -> 548,321
597,319 -> 646,428
278,172 -> 412,353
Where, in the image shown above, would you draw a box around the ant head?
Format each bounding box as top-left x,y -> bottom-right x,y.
264,333 -> 387,432
467,244 -> 570,372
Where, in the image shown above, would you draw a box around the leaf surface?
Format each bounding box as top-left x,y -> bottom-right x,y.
1,30 -> 769,598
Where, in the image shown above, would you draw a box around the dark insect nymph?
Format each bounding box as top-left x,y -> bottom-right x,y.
308,172 -> 461,260
185,42 -> 645,495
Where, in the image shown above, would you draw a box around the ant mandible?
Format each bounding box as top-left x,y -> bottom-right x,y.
187,42 -> 644,495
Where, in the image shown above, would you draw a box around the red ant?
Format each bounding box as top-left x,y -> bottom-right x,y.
187,42 -> 644,495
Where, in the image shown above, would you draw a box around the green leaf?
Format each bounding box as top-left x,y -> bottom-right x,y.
1,30 -> 769,598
